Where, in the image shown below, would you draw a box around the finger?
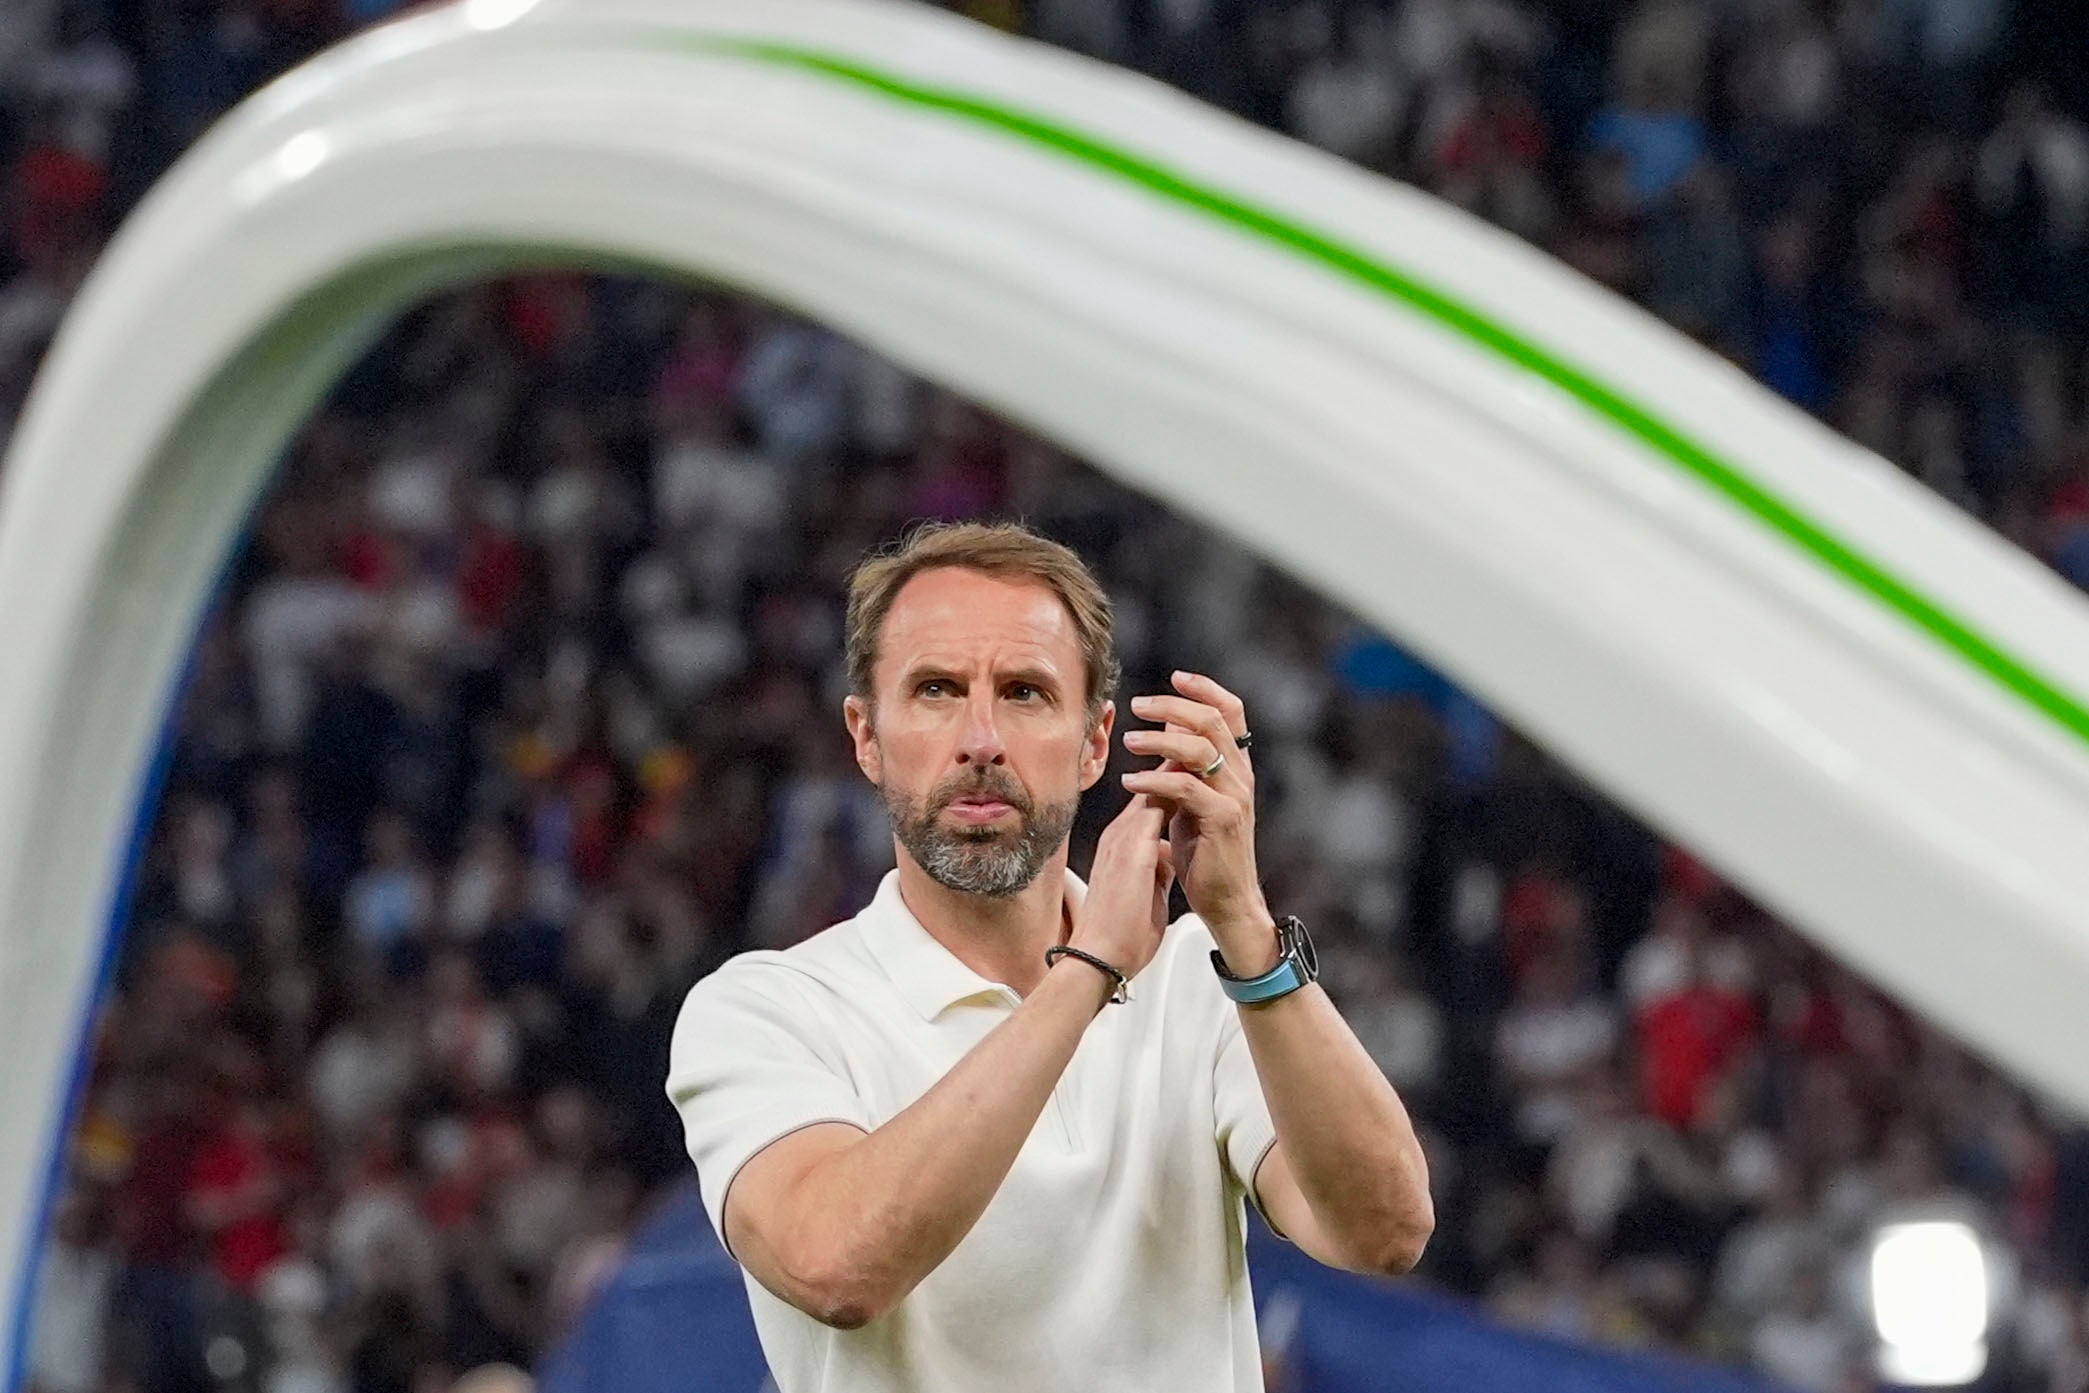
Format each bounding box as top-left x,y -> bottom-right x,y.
1120,768 -> 1239,824
1130,695 -> 1246,773
1170,671 -> 1249,736
1122,728 -> 1222,774
1129,694 -> 1232,747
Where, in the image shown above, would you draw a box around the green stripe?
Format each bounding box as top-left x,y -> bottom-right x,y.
681,37 -> 2089,749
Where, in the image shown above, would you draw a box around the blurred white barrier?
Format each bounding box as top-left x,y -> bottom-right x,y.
4,0 -> 2089,1376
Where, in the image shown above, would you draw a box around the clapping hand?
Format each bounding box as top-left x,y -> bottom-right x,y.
1119,671 -> 1277,975
1065,792 -> 1177,986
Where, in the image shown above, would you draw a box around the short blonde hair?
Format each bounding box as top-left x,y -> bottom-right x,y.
844,520 -> 1120,721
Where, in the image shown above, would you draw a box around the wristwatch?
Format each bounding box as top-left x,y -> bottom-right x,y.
1211,915 -> 1318,1005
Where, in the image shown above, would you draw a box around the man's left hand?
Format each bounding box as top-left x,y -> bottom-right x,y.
1120,670 -> 1278,976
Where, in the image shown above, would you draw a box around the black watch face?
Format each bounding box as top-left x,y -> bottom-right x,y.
1285,916 -> 1318,981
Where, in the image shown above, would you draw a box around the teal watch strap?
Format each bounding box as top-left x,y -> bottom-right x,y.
1210,949 -> 1306,1004
1211,915 -> 1317,1005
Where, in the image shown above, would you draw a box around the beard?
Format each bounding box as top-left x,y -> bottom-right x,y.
883,766 -> 1078,900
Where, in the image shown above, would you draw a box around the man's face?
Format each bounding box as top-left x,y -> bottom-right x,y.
845,567 -> 1113,899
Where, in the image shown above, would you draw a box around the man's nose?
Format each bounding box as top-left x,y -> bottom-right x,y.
957,692 -> 1006,766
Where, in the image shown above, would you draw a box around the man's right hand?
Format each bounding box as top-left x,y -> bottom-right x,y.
1066,792 -> 1175,982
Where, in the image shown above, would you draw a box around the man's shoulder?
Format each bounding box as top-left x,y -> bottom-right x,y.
669,914 -> 885,1069
684,910 -> 880,1008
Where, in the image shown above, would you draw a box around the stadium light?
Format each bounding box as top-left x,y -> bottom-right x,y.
462,0 -> 543,30
1870,1220 -> 1989,1386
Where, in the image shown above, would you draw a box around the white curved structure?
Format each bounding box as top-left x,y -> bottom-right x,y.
4,0 -> 2089,1372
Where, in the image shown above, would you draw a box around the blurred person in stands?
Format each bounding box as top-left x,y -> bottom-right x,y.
28,1186 -> 116,1393
1620,895 -> 1759,1132
1496,938 -> 1618,1148
186,1080 -> 293,1301
1977,80 -> 2089,335
668,520 -> 1432,1391
110,1063 -> 211,1393
1746,1258 -> 1852,1393
1489,1226 -> 1605,1342
1331,949 -> 1444,1109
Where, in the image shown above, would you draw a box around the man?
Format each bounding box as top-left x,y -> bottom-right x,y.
667,521 -> 1432,1392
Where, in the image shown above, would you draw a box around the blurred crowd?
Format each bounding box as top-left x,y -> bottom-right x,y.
10,1 -> 2089,1392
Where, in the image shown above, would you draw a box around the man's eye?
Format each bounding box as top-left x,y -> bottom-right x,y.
1009,684 -> 1038,701
918,680 -> 949,697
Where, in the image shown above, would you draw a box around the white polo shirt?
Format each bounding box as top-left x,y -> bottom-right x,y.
666,868 -> 1280,1393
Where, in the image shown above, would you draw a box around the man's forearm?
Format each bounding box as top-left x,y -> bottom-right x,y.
780,960 -> 1110,1322
1235,976 -> 1434,1272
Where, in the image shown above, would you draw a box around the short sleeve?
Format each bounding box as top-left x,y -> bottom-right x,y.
665,960 -> 875,1252
1213,1004 -> 1280,1209
1172,914 -> 1280,1210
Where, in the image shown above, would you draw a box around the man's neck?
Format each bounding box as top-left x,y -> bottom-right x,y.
892,849 -> 1073,998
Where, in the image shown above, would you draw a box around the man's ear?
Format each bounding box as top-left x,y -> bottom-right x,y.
1078,699 -> 1116,791
844,694 -> 881,784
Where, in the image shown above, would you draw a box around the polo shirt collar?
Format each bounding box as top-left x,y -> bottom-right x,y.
859,867 -> 1086,1021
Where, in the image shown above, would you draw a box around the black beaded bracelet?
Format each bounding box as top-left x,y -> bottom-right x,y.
1044,945 -> 1131,1005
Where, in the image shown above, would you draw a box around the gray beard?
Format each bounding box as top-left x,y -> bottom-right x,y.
884,771 -> 1078,900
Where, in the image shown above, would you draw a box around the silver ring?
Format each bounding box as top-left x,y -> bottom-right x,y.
1197,751 -> 1226,780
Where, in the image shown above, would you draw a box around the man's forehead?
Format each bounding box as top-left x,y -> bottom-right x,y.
881,569 -> 1079,665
